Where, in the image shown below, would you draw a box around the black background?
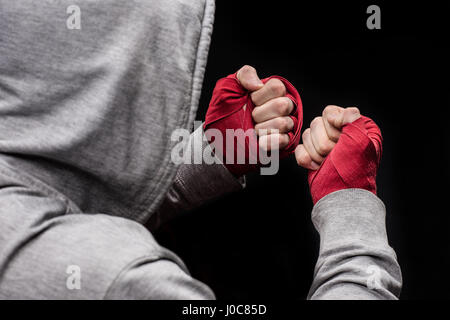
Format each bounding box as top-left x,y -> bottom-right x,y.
155,1 -> 450,299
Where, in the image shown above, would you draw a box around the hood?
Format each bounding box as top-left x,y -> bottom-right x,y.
0,0 -> 215,222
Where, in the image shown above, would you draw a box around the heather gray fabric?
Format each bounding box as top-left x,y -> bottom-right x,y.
148,126 -> 245,230
0,128 -> 225,299
0,156 -> 401,299
0,0 -> 222,299
0,0 -> 215,223
308,189 -> 402,300
0,0 -> 402,300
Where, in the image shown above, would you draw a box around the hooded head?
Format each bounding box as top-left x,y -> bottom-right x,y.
0,0 -> 215,222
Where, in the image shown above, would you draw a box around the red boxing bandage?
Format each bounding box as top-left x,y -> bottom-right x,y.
204,73 -> 303,177
308,116 -> 383,204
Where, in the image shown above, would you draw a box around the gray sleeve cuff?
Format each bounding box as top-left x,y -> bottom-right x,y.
148,125 -> 244,229
312,189 -> 389,251
183,124 -> 246,189
174,124 -> 245,203
309,189 -> 402,300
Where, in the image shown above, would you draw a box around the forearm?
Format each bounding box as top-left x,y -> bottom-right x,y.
148,125 -> 244,230
308,189 -> 402,300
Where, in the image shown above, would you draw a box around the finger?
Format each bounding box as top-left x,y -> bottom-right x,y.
295,144 -> 320,170
302,128 -> 324,164
322,105 -> 344,142
236,65 -> 264,91
310,116 -> 336,157
341,107 -> 361,125
250,78 -> 286,106
252,97 -> 294,123
325,106 -> 361,130
255,116 -> 294,136
259,133 -> 289,151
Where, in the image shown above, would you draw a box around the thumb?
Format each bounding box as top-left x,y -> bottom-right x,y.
327,107 -> 361,130
236,65 -> 264,91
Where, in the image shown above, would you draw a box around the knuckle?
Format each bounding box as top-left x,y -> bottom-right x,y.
296,152 -> 305,163
268,79 -> 286,97
280,134 -> 289,146
321,138 -> 335,155
288,117 -> 294,130
348,106 -> 360,114
310,116 -> 322,128
302,128 -> 310,141
271,118 -> 282,131
285,117 -> 294,131
276,117 -> 288,132
296,148 -> 309,166
316,140 -> 330,156
241,64 -> 255,74
282,117 -> 291,131
330,131 -> 341,142
323,105 -> 336,117
275,98 -> 290,115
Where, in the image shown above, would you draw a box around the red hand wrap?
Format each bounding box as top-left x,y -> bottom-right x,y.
204,73 -> 303,177
308,116 -> 382,204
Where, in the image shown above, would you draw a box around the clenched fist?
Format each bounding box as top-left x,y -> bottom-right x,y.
295,106 -> 362,169
236,65 -> 295,151
295,105 -> 382,204
204,65 -> 302,177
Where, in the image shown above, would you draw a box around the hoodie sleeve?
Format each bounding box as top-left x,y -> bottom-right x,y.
308,189 -> 402,300
105,258 -> 216,300
148,125 -> 245,230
